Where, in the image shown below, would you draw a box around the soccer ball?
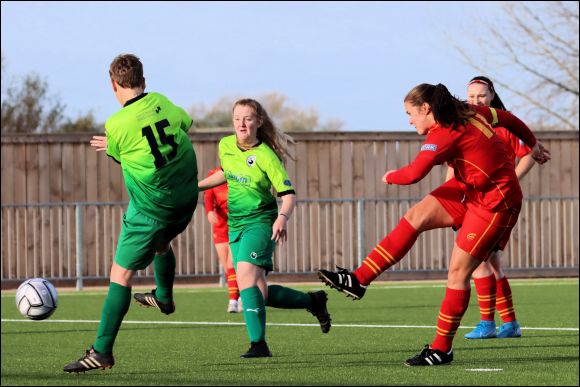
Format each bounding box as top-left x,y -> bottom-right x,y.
15,278 -> 58,320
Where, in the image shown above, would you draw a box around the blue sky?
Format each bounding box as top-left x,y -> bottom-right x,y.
1,1 -> 503,131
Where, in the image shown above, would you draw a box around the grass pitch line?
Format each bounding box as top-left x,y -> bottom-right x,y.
1,318 -> 578,331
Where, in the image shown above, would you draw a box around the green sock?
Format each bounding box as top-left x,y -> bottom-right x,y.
154,248 -> 175,303
240,287 -> 266,343
266,285 -> 310,309
93,282 -> 131,354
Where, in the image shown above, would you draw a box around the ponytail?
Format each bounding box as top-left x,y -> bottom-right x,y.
404,83 -> 474,129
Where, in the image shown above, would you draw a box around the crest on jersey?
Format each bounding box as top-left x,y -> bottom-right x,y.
246,155 -> 257,167
421,144 -> 438,152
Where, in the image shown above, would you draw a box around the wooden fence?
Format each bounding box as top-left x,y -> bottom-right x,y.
1,131 -> 578,286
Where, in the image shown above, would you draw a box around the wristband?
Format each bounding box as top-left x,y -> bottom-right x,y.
279,213 -> 289,220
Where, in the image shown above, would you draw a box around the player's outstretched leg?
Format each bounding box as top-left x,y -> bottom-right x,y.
318,266 -> 367,300
134,288 -> 175,315
63,346 -> 115,373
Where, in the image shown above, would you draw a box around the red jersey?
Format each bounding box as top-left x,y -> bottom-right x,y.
204,168 -> 228,220
494,127 -> 532,161
487,105 -> 532,161
386,105 -> 536,212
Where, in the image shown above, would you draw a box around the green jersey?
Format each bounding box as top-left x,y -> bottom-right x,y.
218,135 -> 295,231
105,92 -> 198,223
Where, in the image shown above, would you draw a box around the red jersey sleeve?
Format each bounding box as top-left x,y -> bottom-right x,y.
512,137 -> 532,159
386,128 -> 455,185
473,105 -> 537,148
494,127 -> 532,159
505,131 -> 532,158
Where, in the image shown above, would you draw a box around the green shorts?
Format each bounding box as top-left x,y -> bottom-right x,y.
114,203 -> 194,270
229,223 -> 275,272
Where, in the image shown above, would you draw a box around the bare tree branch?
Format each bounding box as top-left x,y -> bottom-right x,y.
455,46 -> 576,130
455,1 -> 579,130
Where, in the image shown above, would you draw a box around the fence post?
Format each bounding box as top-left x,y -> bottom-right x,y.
357,199 -> 364,267
75,204 -> 84,291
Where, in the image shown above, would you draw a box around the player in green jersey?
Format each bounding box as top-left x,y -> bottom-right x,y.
64,54 -> 199,373
198,98 -> 331,358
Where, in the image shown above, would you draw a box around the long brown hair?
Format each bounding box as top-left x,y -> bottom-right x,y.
404,83 -> 474,129
233,98 -> 295,162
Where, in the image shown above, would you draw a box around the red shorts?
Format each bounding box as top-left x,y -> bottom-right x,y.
430,179 -> 521,261
212,215 -> 229,244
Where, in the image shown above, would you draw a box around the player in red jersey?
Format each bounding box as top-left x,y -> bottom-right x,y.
461,76 -> 535,340
318,83 -> 550,366
204,167 -> 241,313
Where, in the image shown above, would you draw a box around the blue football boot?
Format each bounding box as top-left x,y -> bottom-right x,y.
464,320 -> 497,339
497,320 -> 522,338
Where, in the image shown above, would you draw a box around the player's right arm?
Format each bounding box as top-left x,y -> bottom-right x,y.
198,169 -> 226,192
102,120 -> 121,163
204,179 -> 219,224
384,130 -> 454,185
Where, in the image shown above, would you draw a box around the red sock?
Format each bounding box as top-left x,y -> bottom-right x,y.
353,217 -> 418,286
473,274 -> 496,321
431,288 -> 471,353
226,268 -> 239,300
496,277 -> 516,322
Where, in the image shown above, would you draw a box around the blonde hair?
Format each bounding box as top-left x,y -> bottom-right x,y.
233,98 -> 295,162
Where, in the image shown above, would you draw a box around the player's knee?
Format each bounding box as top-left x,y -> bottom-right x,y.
110,263 -> 134,286
488,252 -> 504,277
404,206 -> 430,232
448,263 -> 472,283
472,261 -> 493,278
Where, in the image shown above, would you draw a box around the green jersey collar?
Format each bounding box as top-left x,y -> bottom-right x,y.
123,92 -> 148,108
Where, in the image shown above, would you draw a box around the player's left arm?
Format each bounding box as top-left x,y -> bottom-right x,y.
272,193 -> 296,243
264,155 -> 296,243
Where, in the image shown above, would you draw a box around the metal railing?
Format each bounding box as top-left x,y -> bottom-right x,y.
1,197 -> 578,289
